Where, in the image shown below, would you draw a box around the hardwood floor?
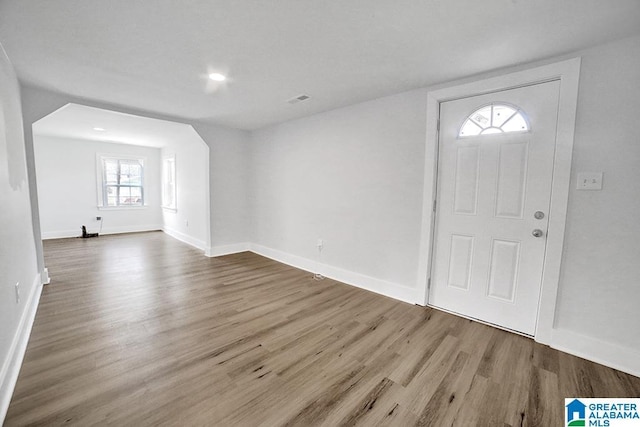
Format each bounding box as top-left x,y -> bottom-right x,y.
5,232 -> 640,426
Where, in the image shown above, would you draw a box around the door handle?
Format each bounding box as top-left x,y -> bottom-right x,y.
532,229 -> 544,238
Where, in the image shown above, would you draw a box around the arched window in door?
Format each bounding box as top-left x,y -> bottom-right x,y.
459,103 -> 529,137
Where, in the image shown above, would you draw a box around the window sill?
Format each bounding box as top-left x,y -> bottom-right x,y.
98,205 -> 148,211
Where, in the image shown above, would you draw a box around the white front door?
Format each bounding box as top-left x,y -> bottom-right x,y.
430,81 -> 560,335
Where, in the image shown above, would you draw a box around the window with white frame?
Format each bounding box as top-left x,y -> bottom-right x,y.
98,156 -> 145,207
162,155 -> 176,210
458,103 -> 530,137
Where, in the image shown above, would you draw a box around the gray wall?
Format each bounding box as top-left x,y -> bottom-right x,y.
250,89 -> 427,289
0,45 -> 40,417
193,122 -> 251,249
160,131 -> 210,250
554,36 -> 640,350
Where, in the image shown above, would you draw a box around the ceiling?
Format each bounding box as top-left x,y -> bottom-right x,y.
33,103 -> 199,148
1,1 -> 640,131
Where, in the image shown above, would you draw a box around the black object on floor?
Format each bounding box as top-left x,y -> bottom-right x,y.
81,225 -> 99,238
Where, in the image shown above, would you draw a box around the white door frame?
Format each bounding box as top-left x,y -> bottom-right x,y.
416,58 -> 581,345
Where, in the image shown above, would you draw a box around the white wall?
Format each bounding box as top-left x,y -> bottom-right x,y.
19,86 -> 252,257
9,35 -> 640,381
0,44 -> 41,421
248,35 -> 640,373
554,36 -> 640,352
34,135 -> 162,238
193,122 -> 251,254
250,90 -> 427,299
161,133 -> 209,250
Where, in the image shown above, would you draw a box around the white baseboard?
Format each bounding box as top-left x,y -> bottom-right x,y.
101,225 -> 162,236
249,244 -> 418,304
205,242 -> 250,257
0,273 -> 43,423
41,229 -> 83,239
41,268 -> 50,285
42,224 -> 162,239
549,327 -> 640,378
162,227 -> 207,251
245,245 -> 639,377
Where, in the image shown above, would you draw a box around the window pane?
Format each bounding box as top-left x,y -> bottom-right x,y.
100,157 -> 145,207
502,113 -> 528,132
106,186 -> 118,206
458,104 -> 529,137
123,163 -> 142,185
492,105 -> 517,128
164,183 -> 175,207
130,187 -> 142,205
460,119 -> 482,137
167,162 -> 174,183
481,127 -> 502,135
120,164 -> 131,184
119,187 -> 131,205
470,106 -> 491,128
105,173 -> 118,185
162,158 -> 176,208
104,159 -> 119,185
116,186 -> 143,205
104,159 -> 118,174
128,174 -> 142,186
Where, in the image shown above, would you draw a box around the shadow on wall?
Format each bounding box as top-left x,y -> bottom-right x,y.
0,49 -> 27,191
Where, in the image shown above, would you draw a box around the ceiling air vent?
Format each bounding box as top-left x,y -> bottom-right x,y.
287,94 -> 311,104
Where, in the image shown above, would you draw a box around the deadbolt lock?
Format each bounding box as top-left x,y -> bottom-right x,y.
534,211 -> 545,220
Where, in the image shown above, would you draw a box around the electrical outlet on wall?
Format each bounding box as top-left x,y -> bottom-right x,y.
15,282 -> 20,304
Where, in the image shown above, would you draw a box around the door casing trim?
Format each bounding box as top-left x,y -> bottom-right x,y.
416,57 -> 581,345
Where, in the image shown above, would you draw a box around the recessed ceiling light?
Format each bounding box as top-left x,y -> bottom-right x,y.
93,127 -> 106,132
208,73 -> 226,82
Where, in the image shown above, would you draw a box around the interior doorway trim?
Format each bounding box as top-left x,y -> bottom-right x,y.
416,58 -> 581,345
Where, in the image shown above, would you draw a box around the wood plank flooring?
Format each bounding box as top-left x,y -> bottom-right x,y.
5,232 -> 640,426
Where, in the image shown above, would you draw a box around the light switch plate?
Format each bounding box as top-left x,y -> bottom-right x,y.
577,172 -> 603,190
